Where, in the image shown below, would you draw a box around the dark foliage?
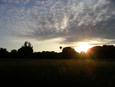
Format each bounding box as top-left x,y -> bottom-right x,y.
62,47 -> 79,59
9,49 -> 19,58
0,48 -> 8,58
1,41 -> 115,59
33,51 -> 62,59
18,41 -> 33,58
79,51 -> 86,58
87,45 -> 115,58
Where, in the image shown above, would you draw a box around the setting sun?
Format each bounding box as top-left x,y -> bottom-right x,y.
75,43 -> 92,53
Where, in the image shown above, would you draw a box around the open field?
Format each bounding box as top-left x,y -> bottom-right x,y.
0,59 -> 115,86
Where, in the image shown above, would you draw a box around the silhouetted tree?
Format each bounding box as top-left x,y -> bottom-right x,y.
18,41 -> 33,58
10,49 -> 18,58
62,47 -> 79,59
33,52 -> 42,59
80,51 -> 86,58
41,51 -> 56,59
87,45 -> 115,59
0,48 -> 8,58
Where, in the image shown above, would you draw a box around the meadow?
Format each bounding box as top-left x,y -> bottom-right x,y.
0,58 -> 115,86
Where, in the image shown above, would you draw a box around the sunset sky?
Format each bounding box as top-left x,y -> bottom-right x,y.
0,0 -> 115,52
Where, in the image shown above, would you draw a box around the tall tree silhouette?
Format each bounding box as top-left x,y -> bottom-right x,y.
18,41 -> 33,58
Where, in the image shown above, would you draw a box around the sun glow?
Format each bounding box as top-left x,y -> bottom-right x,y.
75,43 -> 92,53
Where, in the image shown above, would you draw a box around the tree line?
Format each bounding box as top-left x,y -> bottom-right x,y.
0,41 -> 115,59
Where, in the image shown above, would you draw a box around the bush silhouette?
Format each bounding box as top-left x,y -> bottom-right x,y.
10,49 -> 18,58
62,47 -> 79,59
0,48 -> 8,58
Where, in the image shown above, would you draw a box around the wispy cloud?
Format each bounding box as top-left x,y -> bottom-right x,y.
1,0 -> 115,45
1,0 -> 30,5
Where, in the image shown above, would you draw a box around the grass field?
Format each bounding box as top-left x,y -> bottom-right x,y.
0,59 -> 115,86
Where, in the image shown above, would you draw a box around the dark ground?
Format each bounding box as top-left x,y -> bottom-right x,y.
0,58 -> 115,86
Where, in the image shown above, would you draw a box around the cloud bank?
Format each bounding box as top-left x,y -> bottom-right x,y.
1,0 -> 115,45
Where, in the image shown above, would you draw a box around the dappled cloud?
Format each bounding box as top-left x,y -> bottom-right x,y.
0,0 -> 115,44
